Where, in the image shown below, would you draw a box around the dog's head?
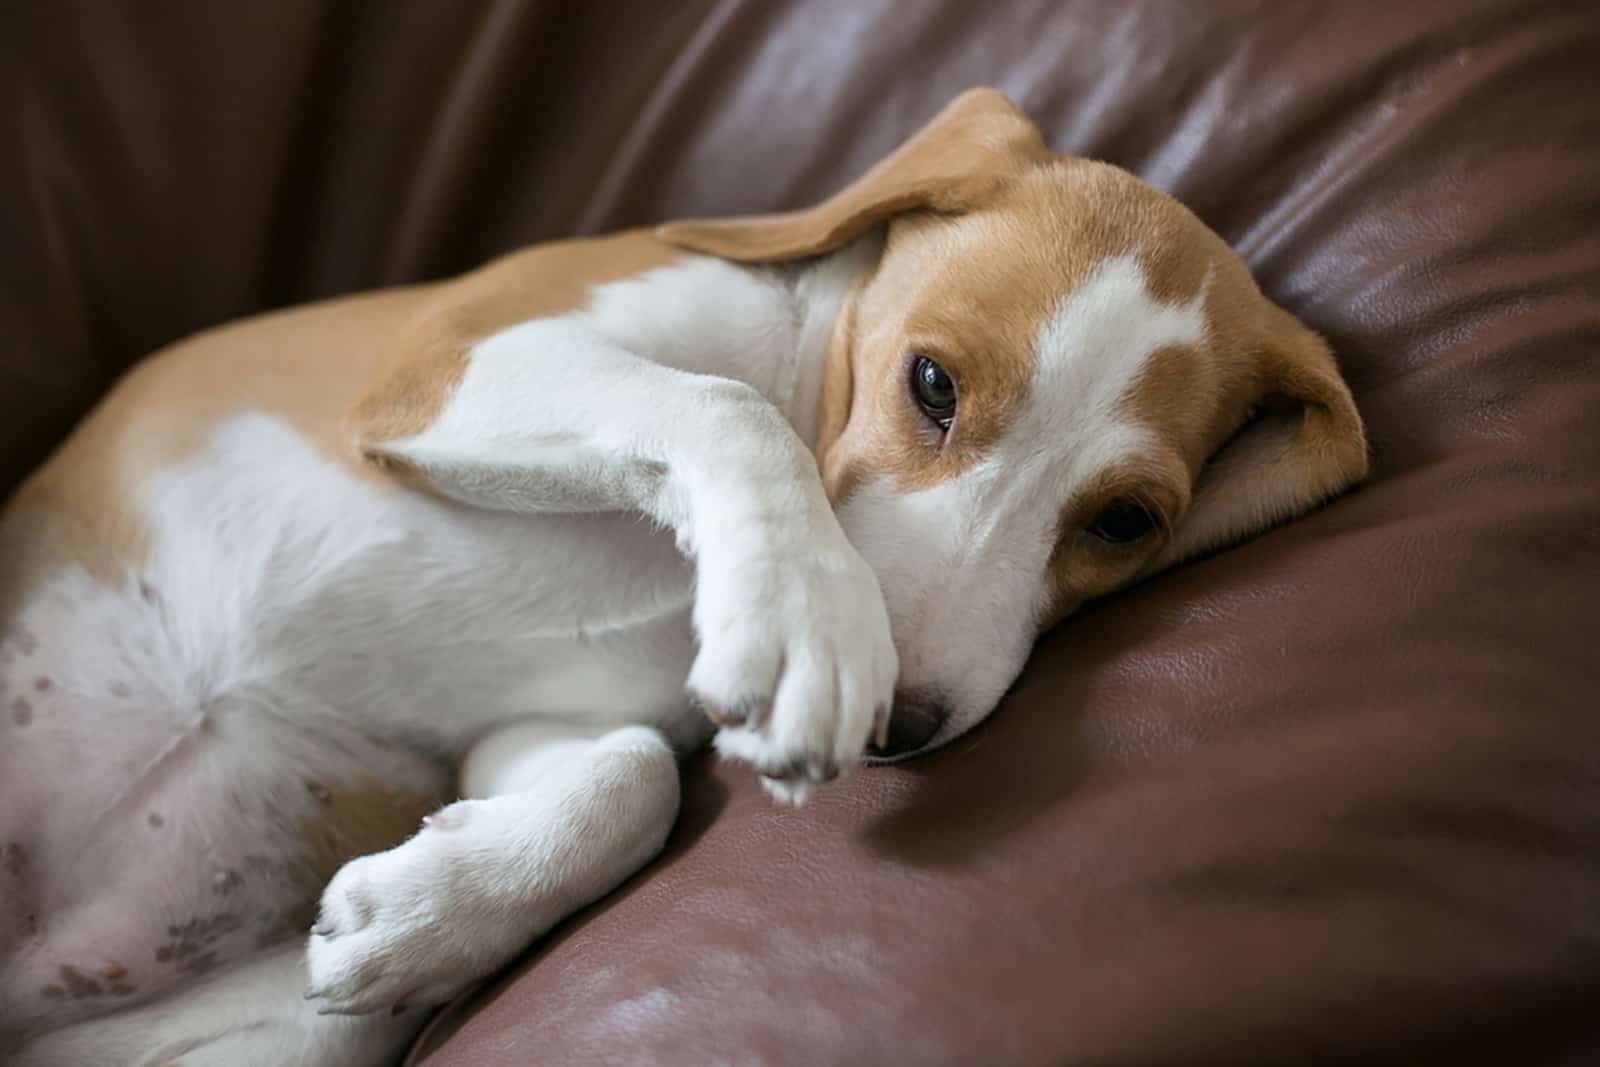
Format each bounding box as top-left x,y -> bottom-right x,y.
661,89 -> 1367,757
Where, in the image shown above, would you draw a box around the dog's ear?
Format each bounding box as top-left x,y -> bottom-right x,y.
656,88 -> 1051,263
1157,305 -> 1369,567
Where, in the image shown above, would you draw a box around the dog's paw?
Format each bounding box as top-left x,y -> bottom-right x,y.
304,802 -> 505,1015
688,531 -> 898,803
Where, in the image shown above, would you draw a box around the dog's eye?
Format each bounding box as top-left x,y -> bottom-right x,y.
910,355 -> 957,430
1086,500 -> 1158,545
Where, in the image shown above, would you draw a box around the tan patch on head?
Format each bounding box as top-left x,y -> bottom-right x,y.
821,158 -> 1235,501
1118,342 -> 1239,477
815,277 -> 865,504
1114,245 -> 1284,477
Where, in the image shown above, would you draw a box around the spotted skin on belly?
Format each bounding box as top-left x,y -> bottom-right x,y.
0,577 -> 448,1044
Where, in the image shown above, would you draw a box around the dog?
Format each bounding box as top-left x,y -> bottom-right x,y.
1,88 -> 1367,1065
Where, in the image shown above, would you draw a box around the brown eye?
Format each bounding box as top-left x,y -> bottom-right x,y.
1087,500 -> 1157,545
910,355 -> 957,429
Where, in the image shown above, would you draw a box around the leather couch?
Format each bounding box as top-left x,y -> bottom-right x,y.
5,2 -> 1598,1063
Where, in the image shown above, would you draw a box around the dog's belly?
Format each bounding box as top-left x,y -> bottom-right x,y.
0,655 -> 445,1040
1,413 -> 700,1041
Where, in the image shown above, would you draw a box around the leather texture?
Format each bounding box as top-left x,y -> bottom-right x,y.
5,2 -> 1599,1063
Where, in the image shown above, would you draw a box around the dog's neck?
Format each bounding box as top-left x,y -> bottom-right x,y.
771,230 -> 884,451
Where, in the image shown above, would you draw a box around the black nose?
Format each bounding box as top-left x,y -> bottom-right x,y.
868,690 -> 948,758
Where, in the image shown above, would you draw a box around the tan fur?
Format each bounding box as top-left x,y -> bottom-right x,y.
4,286 -> 429,581
296,779 -> 445,892
815,275 -> 865,504
657,89 -> 1052,263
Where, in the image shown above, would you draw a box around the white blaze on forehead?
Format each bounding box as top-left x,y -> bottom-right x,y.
1012,252 -> 1211,488
995,252 -> 1210,624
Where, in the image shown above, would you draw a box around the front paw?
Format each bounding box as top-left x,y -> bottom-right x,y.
304,803 -> 502,1015
688,534 -> 898,804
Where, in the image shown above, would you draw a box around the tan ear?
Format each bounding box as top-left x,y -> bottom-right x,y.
656,88 -> 1052,263
1159,307 -> 1370,566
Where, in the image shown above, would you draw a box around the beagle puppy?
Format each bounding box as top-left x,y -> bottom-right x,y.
2,89 -> 1367,1065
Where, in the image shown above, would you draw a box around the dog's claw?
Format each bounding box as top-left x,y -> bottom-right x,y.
873,703 -> 891,750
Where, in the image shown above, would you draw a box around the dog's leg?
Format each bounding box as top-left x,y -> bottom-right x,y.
303,721 -> 679,1015
360,324 -> 899,800
11,944 -> 425,1067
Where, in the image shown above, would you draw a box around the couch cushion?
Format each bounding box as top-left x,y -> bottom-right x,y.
6,2 -> 1599,1064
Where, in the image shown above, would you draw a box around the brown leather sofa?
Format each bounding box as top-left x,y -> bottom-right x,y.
6,2 -> 1599,1064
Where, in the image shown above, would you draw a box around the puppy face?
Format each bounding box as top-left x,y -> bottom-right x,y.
818,165 -> 1287,752
661,90 -> 1368,757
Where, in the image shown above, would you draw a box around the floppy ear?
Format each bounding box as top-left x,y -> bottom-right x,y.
656,87 -> 1052,263
1159,306 -> 1370,566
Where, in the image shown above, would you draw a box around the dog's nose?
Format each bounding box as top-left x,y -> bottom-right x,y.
868,690 -> 948,758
